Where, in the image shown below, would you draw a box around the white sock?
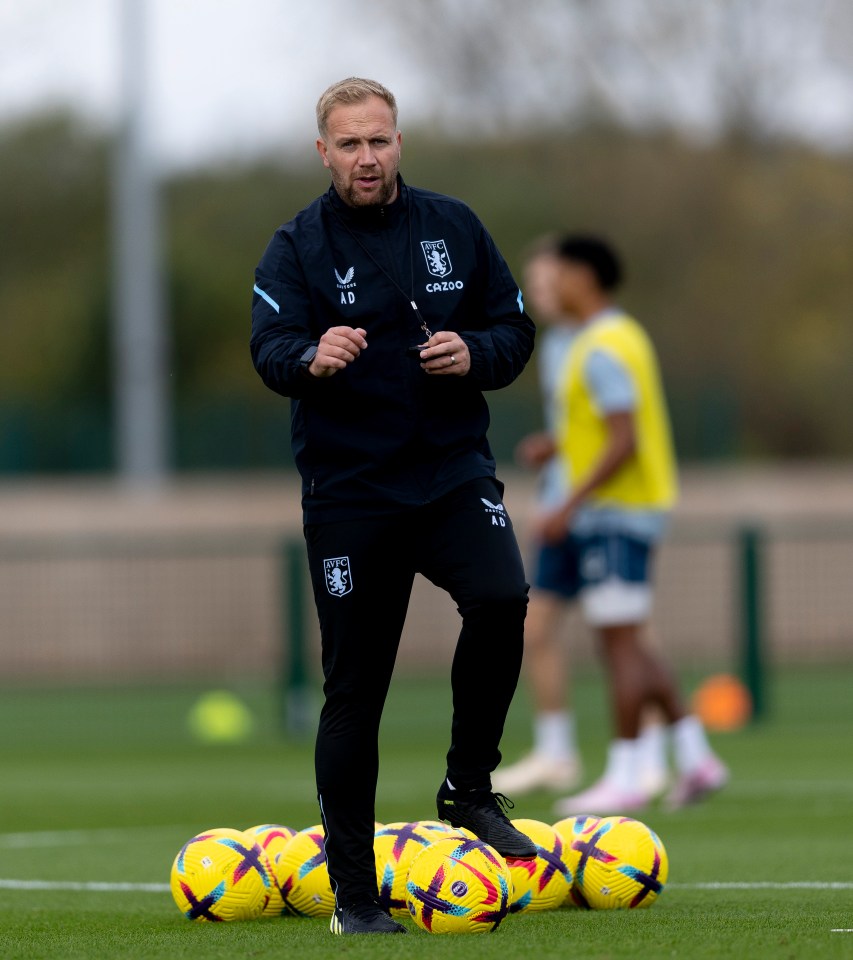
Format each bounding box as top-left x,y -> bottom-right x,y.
637,722 -> 668,782
671,715 -> 714,775
603,738 -> 642,794
533,710 -> 577,762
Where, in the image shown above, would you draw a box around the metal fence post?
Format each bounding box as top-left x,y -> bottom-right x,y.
281,538 -> 312,738
739,525 -> 766,720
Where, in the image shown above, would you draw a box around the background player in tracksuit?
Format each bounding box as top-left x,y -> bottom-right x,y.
251,78 -> 536,935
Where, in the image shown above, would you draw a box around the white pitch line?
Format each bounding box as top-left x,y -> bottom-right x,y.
0,826 -> 190,848
671,882 -> 853,890
0,880 -> 169,892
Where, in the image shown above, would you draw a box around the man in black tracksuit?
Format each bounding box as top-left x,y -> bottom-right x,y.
251,78 -> 536,935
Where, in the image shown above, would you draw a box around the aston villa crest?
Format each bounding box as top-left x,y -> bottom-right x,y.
324,556 -> 353,597
421,239 -> 452,278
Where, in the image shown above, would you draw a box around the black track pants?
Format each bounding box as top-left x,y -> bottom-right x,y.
304,477 -> 529,905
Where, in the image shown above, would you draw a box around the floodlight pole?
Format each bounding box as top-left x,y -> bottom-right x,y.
111,0 -> 170,489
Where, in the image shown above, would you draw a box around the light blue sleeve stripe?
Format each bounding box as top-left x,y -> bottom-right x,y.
253,283 -> 280,314
585,348 -> 636,412
517,288 -> 524,313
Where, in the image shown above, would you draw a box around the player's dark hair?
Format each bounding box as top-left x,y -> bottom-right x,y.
556,234 -> 623,291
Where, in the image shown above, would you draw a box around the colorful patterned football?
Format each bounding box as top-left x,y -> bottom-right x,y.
552,814 -> 602,904
426,821 -> 478,841
374,821 -> 454,917
571,816 -> 668,909
414,820 -> 461,837
507,818 -> 572,912
274,824 -> 335,917
405,835 -> 512,934
170,827 -> 273,921
243,823 -> 298,916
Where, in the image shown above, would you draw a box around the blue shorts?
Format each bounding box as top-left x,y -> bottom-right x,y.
531,532 -> 655,626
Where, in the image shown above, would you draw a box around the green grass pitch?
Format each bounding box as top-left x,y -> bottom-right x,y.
0,667 -> 851,959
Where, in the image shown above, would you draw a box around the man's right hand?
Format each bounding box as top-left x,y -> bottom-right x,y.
308,326 -> 368,378
514,431 -> 556,469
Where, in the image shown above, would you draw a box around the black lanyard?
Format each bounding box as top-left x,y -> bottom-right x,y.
328,188 -> 434,343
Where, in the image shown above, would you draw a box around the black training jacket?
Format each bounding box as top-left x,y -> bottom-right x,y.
251,176 -> 535,524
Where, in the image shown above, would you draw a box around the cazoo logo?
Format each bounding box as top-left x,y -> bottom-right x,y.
426,279 -> 465,293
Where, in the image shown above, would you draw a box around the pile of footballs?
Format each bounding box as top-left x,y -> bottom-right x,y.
170,813 -> 668,934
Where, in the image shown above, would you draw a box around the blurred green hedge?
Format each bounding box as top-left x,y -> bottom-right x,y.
1,112 -> 851,473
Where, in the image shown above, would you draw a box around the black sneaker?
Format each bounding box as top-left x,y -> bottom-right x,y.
436,781 -> 537,861
330,899 -> 408,935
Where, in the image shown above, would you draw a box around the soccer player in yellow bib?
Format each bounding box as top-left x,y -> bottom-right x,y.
533,235 -> 727,815
494,238 -> 667,801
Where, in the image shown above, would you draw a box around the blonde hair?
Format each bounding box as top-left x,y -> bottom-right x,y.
316,77 -> 398,137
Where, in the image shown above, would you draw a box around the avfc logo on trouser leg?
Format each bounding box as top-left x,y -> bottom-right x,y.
324,557 -> 353,597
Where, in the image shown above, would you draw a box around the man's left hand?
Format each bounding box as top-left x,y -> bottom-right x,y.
535,501 -> 576,545
417,332 -> 470,376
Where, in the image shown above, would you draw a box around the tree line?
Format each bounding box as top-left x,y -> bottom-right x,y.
1,111 -> 851,472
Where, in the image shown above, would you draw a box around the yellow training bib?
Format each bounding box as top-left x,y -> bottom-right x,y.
556,313 -> 678,510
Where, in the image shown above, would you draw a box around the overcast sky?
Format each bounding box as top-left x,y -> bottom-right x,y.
0,0 -> 421,168
2,0 -> 852,170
